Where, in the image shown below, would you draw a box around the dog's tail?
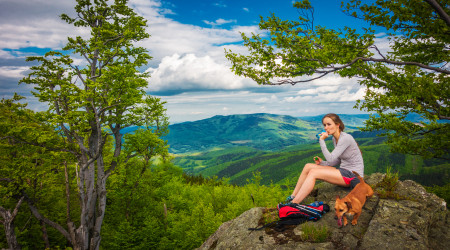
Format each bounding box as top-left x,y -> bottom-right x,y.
352,171 -> 365,183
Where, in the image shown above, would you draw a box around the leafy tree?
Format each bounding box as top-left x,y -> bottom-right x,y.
225,0 -> 449,159
18,0 -> 168,249
0,96 -> 29,250
0,95 -> 71,249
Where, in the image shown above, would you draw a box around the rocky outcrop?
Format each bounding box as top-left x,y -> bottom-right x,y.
198,173 -> 449,249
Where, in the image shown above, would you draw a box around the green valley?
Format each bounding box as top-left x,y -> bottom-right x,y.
170,114 -> 449,188
164,113 -> 367,154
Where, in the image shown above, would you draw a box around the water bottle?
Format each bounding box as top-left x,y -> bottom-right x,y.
309,201 -> 323,207
316,130 -> 326,139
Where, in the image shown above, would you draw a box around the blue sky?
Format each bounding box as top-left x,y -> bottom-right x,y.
0,0 -> 389,123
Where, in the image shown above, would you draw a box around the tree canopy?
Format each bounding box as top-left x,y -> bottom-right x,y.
225,0 -> 449,159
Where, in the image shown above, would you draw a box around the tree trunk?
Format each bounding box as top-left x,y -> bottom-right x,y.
0,197 -> 24,250
72,128 -> 107,250
89,155 -> 107,250
3,220 -> 21,250
40,220 -> 50,249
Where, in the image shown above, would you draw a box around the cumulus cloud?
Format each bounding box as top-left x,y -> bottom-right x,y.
145,53 -> 257,94
139,22 -> 259,66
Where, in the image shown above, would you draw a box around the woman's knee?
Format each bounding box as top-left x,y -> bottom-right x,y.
302,163 -> 316,173
308,168 -> 324,179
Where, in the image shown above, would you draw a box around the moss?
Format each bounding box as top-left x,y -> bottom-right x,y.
259,207 -> 278,225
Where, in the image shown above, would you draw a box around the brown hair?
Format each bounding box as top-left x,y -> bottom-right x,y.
322,113 -> 345,132
322,113 -> 363,155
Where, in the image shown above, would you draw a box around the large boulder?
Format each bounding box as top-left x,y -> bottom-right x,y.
198,173 -> 449,249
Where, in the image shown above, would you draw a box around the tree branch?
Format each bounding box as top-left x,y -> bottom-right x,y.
0,136 -> 77,155
361,57 -> 450,74
64,161 -> 72,223
77,40 -> 93,66
370,45 -> 387,60
11,196 -> 24,219
272,53 -> 449,85
272,70 -> 333,85
0,177 -> 14,183
25,197 -> 73,245
424,0 -> 450,27
103,34 -> 124,45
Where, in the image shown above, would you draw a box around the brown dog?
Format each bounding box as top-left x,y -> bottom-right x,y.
335,171 -> 373,227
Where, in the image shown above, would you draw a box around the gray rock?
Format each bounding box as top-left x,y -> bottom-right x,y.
198,174 -> 449,250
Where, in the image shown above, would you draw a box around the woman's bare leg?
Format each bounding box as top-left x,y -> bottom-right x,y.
291,167 -> 349,204
291,163 -> 334,197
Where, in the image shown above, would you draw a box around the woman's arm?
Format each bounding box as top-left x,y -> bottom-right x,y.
319,136 -> 350,166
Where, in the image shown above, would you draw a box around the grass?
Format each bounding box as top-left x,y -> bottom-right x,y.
374,166 -> 410,200
300,224 -> 330,243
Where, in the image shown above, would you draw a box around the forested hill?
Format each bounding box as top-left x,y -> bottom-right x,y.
173,138 -> 449,188
164,113 -> 369,154
168,113 -> 448,188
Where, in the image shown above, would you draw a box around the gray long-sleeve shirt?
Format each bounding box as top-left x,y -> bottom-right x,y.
319,132 -> 364,177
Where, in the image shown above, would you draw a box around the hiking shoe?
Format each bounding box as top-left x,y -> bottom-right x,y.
284,195 -> 294,203
277,202 -> 293,210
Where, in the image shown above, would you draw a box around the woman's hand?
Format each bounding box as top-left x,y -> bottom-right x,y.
320,132 -> 329,140
314,156 -> 322,164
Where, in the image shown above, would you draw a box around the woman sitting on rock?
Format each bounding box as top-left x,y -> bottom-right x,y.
285,113 -> 364,204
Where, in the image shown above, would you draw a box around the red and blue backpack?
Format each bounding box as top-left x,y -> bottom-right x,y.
249,202 -> 330,231
278,201 -> 329,221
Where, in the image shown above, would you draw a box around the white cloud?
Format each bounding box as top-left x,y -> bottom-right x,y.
253,94 -> 278,103
0,0 -> 88,50
0,66 -> 29,79
213,2 -> 227,8
203,18 -> 237,26
297,85 -> 340,95
283,95 -> 313,103
145,53 -> 257,94
243,8 -> 249,12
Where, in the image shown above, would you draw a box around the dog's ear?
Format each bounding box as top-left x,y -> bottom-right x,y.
345,201 -> 352,209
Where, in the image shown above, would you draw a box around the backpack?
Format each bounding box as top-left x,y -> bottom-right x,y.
248,202 -> 330,231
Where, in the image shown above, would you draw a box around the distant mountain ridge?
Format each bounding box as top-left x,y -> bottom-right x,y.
165,113 -> 315,153
164,113 -> 370,154
299,114 -> 371,128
